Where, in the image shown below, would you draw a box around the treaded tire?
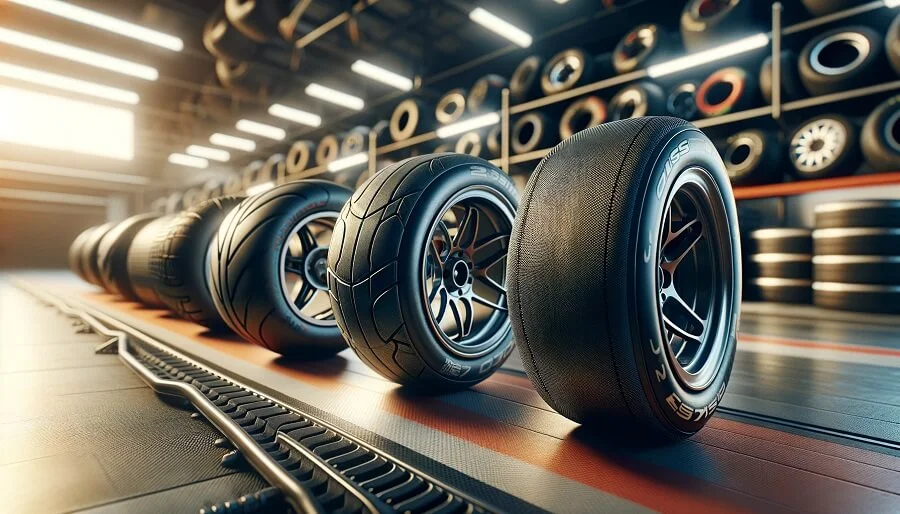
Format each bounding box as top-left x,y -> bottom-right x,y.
680,0 -> 759,52
211,182 -> 350,356
815,199 -> 900,228
861,95 -> 900,172
97,214 -> 160,299
813,228 -> 900,255
80,222 -> 116,287
69,226 -> 96,282
508,117 -> 741,439
328,154 -> 519,389
126,216 -> 175,307
747,228 -> 812,254
813,282 -> 900,313
152,196 -> 244,328
813,256 -> 900,284
721,129 -> 782,186
798,26 -> 886,97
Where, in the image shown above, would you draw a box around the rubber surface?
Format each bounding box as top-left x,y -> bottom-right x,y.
286,140 -> 315,175
748,254 -> 812,279
68,226 -> 95,282
80,222 -> 117,287
467,74 -> 508,113
813,282 -> 900,313
889,13 -> 900,76
813,228 -> 900,255
435,89 -> 467,125
748,278 -> 812,304
815,199 -> 900,229
97,214 -> 160,300
126,216 -> 175,307
798,26 -> 886,97
747,228 -> 812,254
202,5 -> 258,62
861,95 -> 900,172
390,99 -> 431,142
509,55 -> 544,103
608,82 -> 665,120
680,0 -> 759,52
813,256 -> 900,284
696,67 -> 756,118
760,50 -> 807,103
666,82 -> 698,121
511,113 -> 552,154
721,129 -> 782,186
559,96 -> 607,140
613,23 -> 670,74
800,0 -> 867,17
541,48 -> 593,96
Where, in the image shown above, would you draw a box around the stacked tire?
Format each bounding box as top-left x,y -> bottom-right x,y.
812,200 -> 900,314
746,228 -> 813,303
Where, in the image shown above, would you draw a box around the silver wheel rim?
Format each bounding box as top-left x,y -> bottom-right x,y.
790,118 -> 847,173
279,211 -> 339,326
809,32 -> 870,76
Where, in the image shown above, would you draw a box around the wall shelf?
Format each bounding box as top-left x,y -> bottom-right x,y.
733,172 -> 900,200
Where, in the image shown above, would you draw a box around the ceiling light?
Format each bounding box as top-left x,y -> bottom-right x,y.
0,27 -> 158,80
305,83 -> 364,110
186,145 -> 229,162
0,187 -> 108,207
886,0 -> 900,7
246,181 -> 275,195
236,119 -> 285,140
435,112 -> 501,139
168,153 -> 208,169
9,0 -> 183,51
553,0 -> 569,3
0,160 -> 148,184
210,133 -> 256,151
469,8 -> 533,48
351,60 -> 414,91
0,62 -> 139,104
268,103 -> 322,127
0,86 -> 133,160
327,153 -> 368,172
647,33 -> 769,78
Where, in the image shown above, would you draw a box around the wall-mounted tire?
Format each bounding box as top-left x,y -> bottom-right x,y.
721,129 -> 782,186
328,154 -> 519,388
508,117 -> 740,440
69,226 -> 96,282
215,59 -> 278,100
800,0 -> 867,17
798,26 -> 886,97
748,228 -> 812,254
468,74 -> 508,113
341,126 -> 369,156
608,82 -> 665,120
696,67 -> 756,118
211,182 -> 351,356
224,0 -> 286,43
510,55 -> 544,103
485,125 -> 502,158
126,216 -> 175,308
813,282 -> 900,313
666,82 -> 699,121
788,115 -> 861,179
748,254 -> 812,279
435,89 -> 467,125
541,48 -> 594,96
760,50 -> 807,103
80,222 -> 116,287
748,278 -> 812,304
680,0 -> 759,52
888,14 -> 900,76
861,95 -> 900,172
390,99 -> 432,142
97,214 -> 160,299
202,6 -> 258,62
316,134 -> 340,166
813,227 -> 900,255
286,140 -> 315,175
454,131 -> 483,157
613,23 -> 671,74
511,113 -> 553,154
815,199 -> 900,228
559,96 -> 607,140
813,255 -> 900,284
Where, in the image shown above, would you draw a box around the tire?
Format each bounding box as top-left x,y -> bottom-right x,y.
485,125 -> 502,158
760,50 -> 807,103
224,0 -> 285,43
80,222 -> 116,287
390,99 -> 432,142
748,254 -> 812,279
666,82 -> 699,121
216,59 -> 277,100
788,115 -> 861,179
454,132 -> 483,157
813,228 -> 900,255
126,216 -> 175,307
748,228 -> 812,254
328,154 -> 519,388
510,55 -> 544,103
203,6 -> 258,62
559,96 -> 607,140
211,182 -> 351,356
813,255 -> 900,284
467,74 -> 508,113
798,26 -> 886,97
680,0 -> 760,52
613,24 -> 671,74
608,82 -> 666,120
748,278 -> 812,304
435,89 -> 467,125
800,0 -> 867,17
97,214 -> 160,299
316,134 -> 340,166
69,226 -> 96,282
508,117 -> 740,439
815,199 -> 900,228
813,282 -> 900,313
889,14 -> 900,76
721,129 -> 782,186
861,95 -> 900,172
286,140 -> 315,175
152,196 -> 244,328
541,49 -> 594,96
341,126 -> 369,156
511,113 -> 553,154
696,67 -> 757,118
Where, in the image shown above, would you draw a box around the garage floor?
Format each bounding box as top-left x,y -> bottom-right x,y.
3,273 -> 900,513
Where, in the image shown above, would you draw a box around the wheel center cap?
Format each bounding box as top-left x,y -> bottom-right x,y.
304,247 -> 329,290
445,257 -> 472,292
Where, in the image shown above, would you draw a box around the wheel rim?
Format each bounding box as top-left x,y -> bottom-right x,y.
421,187 -> 515,358
790,118 -> 846,173
656,168 -> 730,390
279,211 -> 339,326
810,32 -> 869,76
548,54 -> 583,90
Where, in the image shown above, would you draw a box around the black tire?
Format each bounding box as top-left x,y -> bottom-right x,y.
510,55 -> 544,103
613,24 -> 671,74
97,214 -> 160,299
798,26 -> 886,97
747,254 -> 812,279
316,134 -> 340,166
467,74 -> 508,113
152,196 -> 244,328
608,82 -> 666,120
215,59 -> 278,100
126,216 -> 175,308
508,117 -> 740,439
80,222 -> 116,287
666,82 -> 699,121
813,282 -> 900,313
328,154 -> 519,388
211,182 -> 351,356
341,126 -> 369,156
861,95 -> 900,172
511,113 -> 553,154
788,114 -> 861,179
889,14 -> 900,76
813,255 -> 900,284
800,0 -> 867,17
748,278 -> 812,304
813,228 -> 900,255
696,67 -> 757,118
541,49 -> 594,96
485,125 -> 502,158
454,132 -> 483,157
815,199 -> 900,228
748,228 -> 812,254
286,140 -> 315,175
224,0 -> 285,43
202,5 -> 258,62
559,96 -> 608,140
721,129 -> 783,186
680,0 -> 760,52
760,50 -> 807,103
435,89 -> 467,125
69,226 -> 96,282
390,99 -> 432,142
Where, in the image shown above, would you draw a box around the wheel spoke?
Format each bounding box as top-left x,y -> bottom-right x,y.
298,225 -> 318,254
471,291 -> 507,313
428,281 -> 442,304
476,249 -> 507,271
448,297 -> 473,340
661,290 -> 705,343
475,272 -> 506,295
433,287 -> 448,323
310,306 -> 333,319
454,206 -> 479,250
448,298 -> 464,341
284,256 -> 305,276
663,218 -> 703,273
294,282 -> 315,308
473,233 -> 509,253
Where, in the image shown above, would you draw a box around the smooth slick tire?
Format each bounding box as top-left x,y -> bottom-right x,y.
211,182 -> 351,357
508,117 -> 740,440
126,216 -> 175,307
81,222 -> 116,287
97,214 -> 159,299
815,199 -> 900,228
328,154 -> 519,389
69,226 -> 96,282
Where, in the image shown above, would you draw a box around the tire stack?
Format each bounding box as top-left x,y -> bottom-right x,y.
812,200 -> 900,314
746,228 -> 813,304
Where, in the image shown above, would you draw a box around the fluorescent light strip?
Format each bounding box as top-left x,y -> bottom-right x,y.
246,181 -> 275,195
469,8 -> 532,48
305,83 -> 365,110
0,62 -> 139,104
886,0 -> 900,7
268,103 -> 322,127
0,160 -> 148,184
351,60 -> 413,91
210,133 -> 256,152
168,153 -> 208,168
647,33 -> 770,78
236,119 -> 285,141
435,112 -> 501,139
9,0 -> 183,51
0,187 -> 108,206
0,28 -> 158,81
328,153 -> 368,172
186,145 -> 230,162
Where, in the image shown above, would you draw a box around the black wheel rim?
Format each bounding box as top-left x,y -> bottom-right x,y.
279,212 -> 339,326
421,188 -> 515,358
656,168 -> 731,390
